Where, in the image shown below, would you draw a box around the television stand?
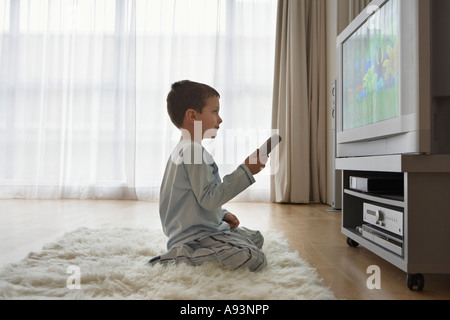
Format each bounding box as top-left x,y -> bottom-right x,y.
336,154 -> 450,291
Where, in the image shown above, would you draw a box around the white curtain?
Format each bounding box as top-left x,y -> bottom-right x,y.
0,0 -> 277,201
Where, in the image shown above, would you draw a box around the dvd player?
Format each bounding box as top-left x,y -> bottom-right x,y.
349,176 -> 403,193
363,203 -> 403,236
360,224 -> 403,256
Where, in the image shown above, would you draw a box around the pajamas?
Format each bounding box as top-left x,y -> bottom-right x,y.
157,227 -> 266,272
157,140 -> 266,272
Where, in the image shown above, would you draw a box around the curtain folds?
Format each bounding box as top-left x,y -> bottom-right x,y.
0,0 -> 277,201
349,0 -> 372,22
271,0 -> 327,204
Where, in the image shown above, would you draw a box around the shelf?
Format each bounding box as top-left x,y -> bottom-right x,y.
344,189 -> 404,208
342,227 -> 407,271
340,155 -> 450,288
336,154 -> 450,173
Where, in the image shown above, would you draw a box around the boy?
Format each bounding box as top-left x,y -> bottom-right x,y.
150,80 -> 267,272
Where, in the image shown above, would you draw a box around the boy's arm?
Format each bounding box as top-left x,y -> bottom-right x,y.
221,208 -> 229,219
185,161 -> 255,211
181,143 -> 264,212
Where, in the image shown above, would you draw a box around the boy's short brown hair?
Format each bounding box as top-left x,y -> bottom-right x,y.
167,80 -> 220,128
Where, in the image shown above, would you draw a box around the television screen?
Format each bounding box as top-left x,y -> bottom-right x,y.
342,0 -> 399,131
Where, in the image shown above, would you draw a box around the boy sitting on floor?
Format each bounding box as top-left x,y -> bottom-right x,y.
149,80 -> 267,272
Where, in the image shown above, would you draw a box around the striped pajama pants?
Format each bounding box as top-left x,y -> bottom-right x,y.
157,227 -> 267,272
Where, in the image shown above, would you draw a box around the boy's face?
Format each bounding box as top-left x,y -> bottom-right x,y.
196,96 -> 222,139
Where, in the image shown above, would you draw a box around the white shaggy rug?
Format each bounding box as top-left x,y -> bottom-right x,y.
0,227 -> 336,300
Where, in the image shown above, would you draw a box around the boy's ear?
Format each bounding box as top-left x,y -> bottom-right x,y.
185,109 -> 197,124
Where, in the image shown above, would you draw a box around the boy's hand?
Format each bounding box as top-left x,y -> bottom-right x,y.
223,212 -> 240,229
244,149 -> 266,175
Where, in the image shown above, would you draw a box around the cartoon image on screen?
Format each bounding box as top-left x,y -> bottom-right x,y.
343,0 -> 399,131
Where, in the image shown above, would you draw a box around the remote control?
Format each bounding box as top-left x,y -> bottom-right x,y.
259,134 -> 282,158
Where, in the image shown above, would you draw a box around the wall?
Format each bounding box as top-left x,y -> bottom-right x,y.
326,0 -> 350,205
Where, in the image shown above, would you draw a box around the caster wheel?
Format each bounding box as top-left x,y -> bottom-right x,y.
346,237 -> 359,248
406,273 -> 425,291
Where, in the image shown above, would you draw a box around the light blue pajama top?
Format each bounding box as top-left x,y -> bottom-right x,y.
159,140 -> 256,250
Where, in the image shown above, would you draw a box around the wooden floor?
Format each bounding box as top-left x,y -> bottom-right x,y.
1,199 -> 449,300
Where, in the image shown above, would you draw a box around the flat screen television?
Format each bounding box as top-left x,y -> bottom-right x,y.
336,0 -> 450,157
